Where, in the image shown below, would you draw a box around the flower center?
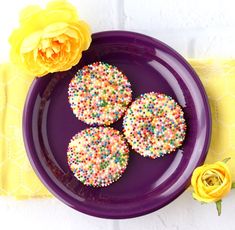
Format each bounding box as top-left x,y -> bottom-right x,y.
36,35 -> 71,60
202,170 -> 223,186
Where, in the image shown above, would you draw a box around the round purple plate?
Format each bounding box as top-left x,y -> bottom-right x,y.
23,31 -> 211,219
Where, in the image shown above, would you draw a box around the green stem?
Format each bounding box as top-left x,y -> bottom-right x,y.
216,200 -> 222,216
222,157 -> 231,164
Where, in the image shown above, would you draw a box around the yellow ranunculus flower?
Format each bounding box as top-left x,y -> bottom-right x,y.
9,0 -> 91,77
191,161 -> 232,203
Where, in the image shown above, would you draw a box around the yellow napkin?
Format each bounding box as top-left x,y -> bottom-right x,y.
189,59 -> 235,169
0,63 -> 52,199
0,59 -> 235,199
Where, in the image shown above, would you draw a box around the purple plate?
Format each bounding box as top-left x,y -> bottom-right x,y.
23,31 -> 211,219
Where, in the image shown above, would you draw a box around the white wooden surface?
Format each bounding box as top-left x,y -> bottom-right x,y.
1,0 -> 235,229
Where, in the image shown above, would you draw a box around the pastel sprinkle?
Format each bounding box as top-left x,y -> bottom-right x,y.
67,127 -> 129,187
123,92 -> 186,159
68,62 -> 132,125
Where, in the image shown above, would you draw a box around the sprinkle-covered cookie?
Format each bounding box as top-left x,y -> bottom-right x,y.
67,127 -> 129,187
68,62 -> 132,125
123,92 -> 186,159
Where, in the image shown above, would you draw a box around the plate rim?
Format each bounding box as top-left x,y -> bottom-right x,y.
23,30 -> 211,219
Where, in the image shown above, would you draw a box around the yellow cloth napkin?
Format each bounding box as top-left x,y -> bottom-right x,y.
0,63 -> 52,199
0,59 -> 235,199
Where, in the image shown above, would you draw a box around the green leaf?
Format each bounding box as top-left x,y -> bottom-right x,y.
222,157 -> 231,164
231,182 -> 235,189
216,200 -> 222,216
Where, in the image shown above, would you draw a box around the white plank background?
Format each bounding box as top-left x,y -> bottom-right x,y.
1,0 -> 235,229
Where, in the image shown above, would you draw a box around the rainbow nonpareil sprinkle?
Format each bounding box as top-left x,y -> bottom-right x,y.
68,62 -> 132,125
123,92 -> 186,159
67,127 -> 129,187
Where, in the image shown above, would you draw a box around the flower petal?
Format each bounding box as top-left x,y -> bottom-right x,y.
46,0 -> 79,20
42,23 -> 68,38
71,21 -> 91,50
20,32 -> 42,54
19,5 -> 42,25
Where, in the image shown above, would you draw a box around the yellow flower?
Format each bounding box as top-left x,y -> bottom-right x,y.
191,161 -> 232,203
9,0 -> 91,77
